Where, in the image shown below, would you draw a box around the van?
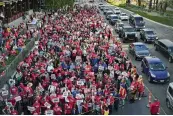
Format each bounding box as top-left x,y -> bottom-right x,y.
129,14 -> 145,30
155,39 -> 173,63
166,82 -> 173,109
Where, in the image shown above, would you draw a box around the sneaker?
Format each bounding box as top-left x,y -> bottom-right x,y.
139,98 -> 141,100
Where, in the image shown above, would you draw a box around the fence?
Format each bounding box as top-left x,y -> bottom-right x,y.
0,36 -> 39,88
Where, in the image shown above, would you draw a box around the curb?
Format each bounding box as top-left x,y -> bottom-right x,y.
108,3 -> 173,29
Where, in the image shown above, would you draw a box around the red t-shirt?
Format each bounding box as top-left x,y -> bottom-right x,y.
10,86 -> 18,95
10,110 -> 18,115
33,101 -> 41,113
150,101 -> 160,115
53,105 -> 62,115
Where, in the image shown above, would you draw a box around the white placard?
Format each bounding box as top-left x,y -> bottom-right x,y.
27,106 -> 36,112
77,81 -> 84,86
45,110 -> 53,115
2,90 -> 8,96
108,66 -> 112,70
51,74 -> 56,79
80,79 -> 86,83
52,98 -> 59,103
6,102 -> 12,107
15,96 -> 22,102
63,91 -> 68,97
98,66 -> 104,70
44,102 -> 51,108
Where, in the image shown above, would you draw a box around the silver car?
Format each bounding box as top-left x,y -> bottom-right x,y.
166,82 -> 173,110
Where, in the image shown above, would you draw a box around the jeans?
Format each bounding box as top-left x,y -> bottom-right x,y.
77,105 -> 82,114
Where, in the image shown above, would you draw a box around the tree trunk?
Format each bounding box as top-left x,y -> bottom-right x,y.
138,0 -> 141,6
163,1 -> 168,12
156,0 -> 159,10
149,0 -> 153,9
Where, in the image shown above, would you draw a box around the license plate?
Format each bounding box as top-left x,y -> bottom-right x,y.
160,80 -> 164,82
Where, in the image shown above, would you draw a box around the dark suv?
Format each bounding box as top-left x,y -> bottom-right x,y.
119,26 -> 138,43
155,39 -> 173,63
129,14 -> 145,31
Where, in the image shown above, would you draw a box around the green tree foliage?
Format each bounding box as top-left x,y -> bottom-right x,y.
45,0 -> 74,9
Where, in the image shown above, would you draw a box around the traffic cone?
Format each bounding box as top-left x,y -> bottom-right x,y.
147,92 -> 152,108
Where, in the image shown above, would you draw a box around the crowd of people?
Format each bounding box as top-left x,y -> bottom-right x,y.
0,4 -> 148,115
0,13 -> 40,70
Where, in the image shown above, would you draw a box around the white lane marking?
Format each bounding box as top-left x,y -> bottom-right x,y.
122,44 -> 129,51
144,85 -> 167,115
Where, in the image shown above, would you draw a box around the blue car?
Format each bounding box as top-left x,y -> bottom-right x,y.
129,42 -> 150,60
141,56 -> 170,83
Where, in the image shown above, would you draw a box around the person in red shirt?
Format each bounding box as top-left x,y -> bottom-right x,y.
53,104 -> 62,115
10,85 -> 18,96
64,103 -> 72,115
32,100 -> 41,114
10,108 -> 18,115
150,98 -> 160,115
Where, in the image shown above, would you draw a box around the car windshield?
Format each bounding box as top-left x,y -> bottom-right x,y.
121,14 -> 126,16
149,62 -> 165,71
111,16 -> 118,19
146,31 -> 154,35
116,12 -> 120,15
124,27 -> 135,32
118,24 -> 124,27
135,17 -> 144,24
134,45 -> 148,51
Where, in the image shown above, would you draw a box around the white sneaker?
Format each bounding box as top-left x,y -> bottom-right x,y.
139,98 -> 141,100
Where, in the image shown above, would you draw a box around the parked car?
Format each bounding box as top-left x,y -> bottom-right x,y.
140,28 -> 158,43
155,39 -> 173,63
115,22 -> 124,33
119,26 -> 138,43
108,14 -> 119,25
129,42 -> 150,60
99,5 -> 106,10
103,8 -> 110,14
141,56 -> 170,83
119,13 -> 128,21
129,14 -> 145,31
166,82 -> 173,110
105,10 -> 114,19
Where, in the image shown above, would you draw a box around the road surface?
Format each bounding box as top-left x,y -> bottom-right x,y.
99,1 -> 173,115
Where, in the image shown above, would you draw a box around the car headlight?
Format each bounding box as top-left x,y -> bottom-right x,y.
135,33 -> 138,37
167,72 -> 170,77
156,37 -> 159,40
150,73 -> 156,78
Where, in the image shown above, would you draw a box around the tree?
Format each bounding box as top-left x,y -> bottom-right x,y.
155,0 -> 159,10
149,0 -> 153,9
137,0 -> 142,6
45,0 -> 74,10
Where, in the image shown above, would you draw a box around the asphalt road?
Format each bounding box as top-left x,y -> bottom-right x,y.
99,1 -> 173,115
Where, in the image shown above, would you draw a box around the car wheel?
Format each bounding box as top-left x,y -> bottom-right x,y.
141,65 -> 144,73
144,38 -> 147,43
123,39 -> 126,43
135,38 -> 138,42
135,55 -> 138,60
155,45 -> 158,51
148,75 -> 153,83
166,99 -> 171,109
169,56 -> 173,63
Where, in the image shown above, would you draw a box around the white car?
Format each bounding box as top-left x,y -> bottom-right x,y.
119,13 -> 128,21
113,8 -> 121,16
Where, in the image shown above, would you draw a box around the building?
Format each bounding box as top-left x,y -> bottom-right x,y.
0,0 -> 43,24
